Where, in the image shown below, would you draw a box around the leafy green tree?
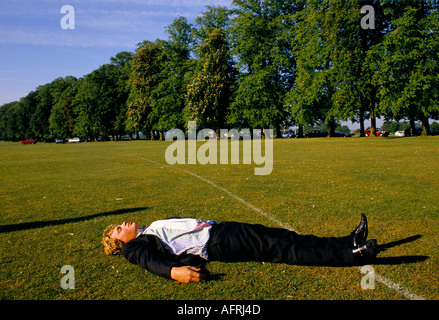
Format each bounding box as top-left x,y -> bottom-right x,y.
109,52 -> 133,140
74,61 -> 128,140
0,101 -> 20,140
73,77 -> 98,140
287,0 -> 390,137
329,1 -> 363,131
26,76 -> 80,140
126,41 -> 165,137
49,77 -> 79,138
230,0 -> 298,136
374,1 -> 439,135
71,52 -> 132,141
286,1 -> 335,136
193,5 -> 231,45
15,91 -> 37,140
329,0 -> 387,137
30,83 -> 53,140
149,17 -> 194,135
184,28 -> 237,134
354,0 -> 391,137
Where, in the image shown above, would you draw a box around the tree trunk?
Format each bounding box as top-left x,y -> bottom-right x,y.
327,117 -> 335,137
276,123 -> 282,139
370,101 -> 377,137
297,125 -> 304,138
409,116 -> 416,136
419,113 -> 430,136
359,107 -> 365,137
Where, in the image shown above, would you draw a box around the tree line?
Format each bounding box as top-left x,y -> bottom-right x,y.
1,0 -> 438,141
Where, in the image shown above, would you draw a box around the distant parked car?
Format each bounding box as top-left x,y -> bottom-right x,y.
68,137 -> 81,143
20,139 -> 36,144
365,128 -> 389,137
429,128 -> 439,136
395,131 -> 405,137
281,131 -> 296,138
334,131 -> 352,137
405,127 -> 439,136
305,130 -> 328,138
55,138 -> 65,143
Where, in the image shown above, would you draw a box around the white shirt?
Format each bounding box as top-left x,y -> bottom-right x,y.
138,218 -> 216,260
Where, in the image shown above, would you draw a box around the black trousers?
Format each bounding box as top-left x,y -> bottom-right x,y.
207,222 -> 354,266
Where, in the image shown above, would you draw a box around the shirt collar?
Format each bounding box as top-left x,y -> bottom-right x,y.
136,225 -> 148,237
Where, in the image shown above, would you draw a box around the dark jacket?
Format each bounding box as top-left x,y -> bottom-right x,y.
121,234 -> 208,279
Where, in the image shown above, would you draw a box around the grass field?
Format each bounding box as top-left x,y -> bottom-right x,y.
0,136 -> 438,300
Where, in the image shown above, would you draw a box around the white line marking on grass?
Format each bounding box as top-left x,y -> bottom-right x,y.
141,157 -> 295,231
373,273 -> 425,300
141,157 -> 425,300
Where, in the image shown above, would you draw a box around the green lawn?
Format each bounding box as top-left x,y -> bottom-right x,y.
0,137 -> 438,300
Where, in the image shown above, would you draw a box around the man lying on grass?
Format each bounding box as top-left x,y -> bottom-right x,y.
102,215 -> 378,283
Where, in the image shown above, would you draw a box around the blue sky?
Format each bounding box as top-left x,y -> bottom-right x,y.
0,0 -> 233,106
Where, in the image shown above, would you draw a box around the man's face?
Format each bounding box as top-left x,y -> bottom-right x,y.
112,221 -> 139,243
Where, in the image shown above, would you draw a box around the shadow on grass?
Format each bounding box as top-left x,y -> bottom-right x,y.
378,234 -> 423,251
0,207 -> 150,234
371,255 -> 429,265
371,234 -> 429,265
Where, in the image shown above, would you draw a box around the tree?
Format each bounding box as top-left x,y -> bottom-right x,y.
74,57 -> 131,141
354,0 -> 391,137
374,1 -> 439,135
109,52 -> 133,140
328,1 -> 363,131
0,101 -> 20,140
15,91 -> 37,140
30,83 -> 53,140
148,17 -> 194,135
230,0 -> 298,136
286,0 -> 392,137
329,0 -> 387,137
286,1 -> 336,136
184,28 -> 237,134
192,5 -> 231,45
126,41 -> 165,138
49,77 -> 78,138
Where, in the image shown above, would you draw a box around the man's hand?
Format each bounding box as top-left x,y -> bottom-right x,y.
170,266 -> 207,283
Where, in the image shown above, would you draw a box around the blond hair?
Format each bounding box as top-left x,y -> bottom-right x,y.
102,224 -> 124,255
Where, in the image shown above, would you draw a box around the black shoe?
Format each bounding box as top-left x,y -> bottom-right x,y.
351,214 -> 368,247
352,239 -> 378,264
